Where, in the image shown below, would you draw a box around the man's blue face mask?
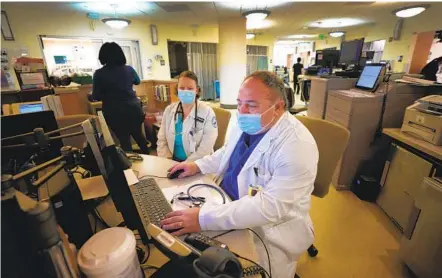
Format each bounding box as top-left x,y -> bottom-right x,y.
237,104 -> 276,135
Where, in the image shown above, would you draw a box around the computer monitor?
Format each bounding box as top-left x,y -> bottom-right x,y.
355,64 -> 385,92
316,49 -> 340,69
82,112 -> 141,232
339,38 -> 365,66
19,103 -> 44,114
1,110 -> 63,170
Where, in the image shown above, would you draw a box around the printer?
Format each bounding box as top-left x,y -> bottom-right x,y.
401,95 -> 442,145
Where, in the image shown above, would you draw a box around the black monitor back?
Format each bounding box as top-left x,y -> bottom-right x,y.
1,111 -> 63,170
101,144 -> 147,240
339,38 -> 365,65
317,49 -> 340,68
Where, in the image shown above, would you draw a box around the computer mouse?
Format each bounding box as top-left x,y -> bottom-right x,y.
167,169 -> 185,179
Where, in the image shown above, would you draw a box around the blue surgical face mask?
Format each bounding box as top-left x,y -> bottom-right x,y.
178,90 -> 196,104
237,104 -> 276,135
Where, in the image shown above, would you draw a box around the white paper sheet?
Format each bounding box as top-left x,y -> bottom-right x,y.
161,179 -> 227,211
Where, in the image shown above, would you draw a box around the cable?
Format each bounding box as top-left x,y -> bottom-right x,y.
141,265 -> 159,271
233,252 -> 271,278
138,174 -> 168,180
247,228 -> 271,278
93,208 -> 111,229
211,229 -> 235,239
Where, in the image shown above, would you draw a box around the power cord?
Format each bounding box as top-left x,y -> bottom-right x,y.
212,229 -> 235,239
209,229 -> 271,278
233,252 -> 271,278
247,228 -> 271,278
138,174 -> 169,179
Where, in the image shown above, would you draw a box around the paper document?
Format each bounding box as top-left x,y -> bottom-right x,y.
162,180 -> 227,211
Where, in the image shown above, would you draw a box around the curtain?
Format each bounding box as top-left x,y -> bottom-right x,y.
247,45 -> 268,75
187,42 -> 218,100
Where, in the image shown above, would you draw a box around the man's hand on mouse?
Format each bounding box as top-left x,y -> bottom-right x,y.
168,162 -> 201,178
160,207 -> 201,236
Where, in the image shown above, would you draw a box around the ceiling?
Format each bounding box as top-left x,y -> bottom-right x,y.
5,1 -> 441,39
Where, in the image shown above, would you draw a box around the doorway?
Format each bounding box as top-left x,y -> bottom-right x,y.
168,41 -> 189,78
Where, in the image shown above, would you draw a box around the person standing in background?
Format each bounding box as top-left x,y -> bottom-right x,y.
92,42 -> 150,154
421,56 -> 442,82
292,57 -> 303,95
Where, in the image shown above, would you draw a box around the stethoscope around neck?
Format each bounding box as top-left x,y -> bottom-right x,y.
174,101 -> 198,135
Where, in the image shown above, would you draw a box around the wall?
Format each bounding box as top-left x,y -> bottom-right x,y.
247,33 -> 276,70
315,37 -> 342,51
1,3 -> 218,85
337,7 -> 442,72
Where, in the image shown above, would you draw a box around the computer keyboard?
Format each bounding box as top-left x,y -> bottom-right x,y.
130,178 -> 173,229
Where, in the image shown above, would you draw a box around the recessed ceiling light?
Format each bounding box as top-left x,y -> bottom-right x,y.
102,18 -> 131,29
329,31 -> 346,38
286,34 -> 317,39
242,10 -> 271,21
246,33 -> 256,39
309,18 -> 365,28
393,5 -> 429,18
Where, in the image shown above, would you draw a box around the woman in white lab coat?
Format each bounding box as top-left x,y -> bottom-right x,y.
157,71 -> 218,162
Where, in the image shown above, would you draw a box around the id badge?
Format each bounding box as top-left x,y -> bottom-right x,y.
248,184 -> 263,197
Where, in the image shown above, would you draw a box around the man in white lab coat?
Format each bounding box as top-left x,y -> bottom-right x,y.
161,71 -> 318,278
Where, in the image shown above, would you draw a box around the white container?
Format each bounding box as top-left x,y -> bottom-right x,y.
77,227 -> 143,278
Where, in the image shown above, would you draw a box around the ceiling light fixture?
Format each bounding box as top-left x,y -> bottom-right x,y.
101,4 -> 131,29
246,33 -> 256,39
242,10 -> 271,21
393,5 -> 429,18
329,31 -> 346,38
102,18 -> 131,29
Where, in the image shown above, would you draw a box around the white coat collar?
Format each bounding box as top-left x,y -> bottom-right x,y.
239,112 -> 289,172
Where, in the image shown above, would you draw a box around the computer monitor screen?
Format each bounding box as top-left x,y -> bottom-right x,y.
317,49 -> 340,68
1,110 -> 63,170
339,38 -> 365,65
19,103 -> 44,114
355,64 -> 384,91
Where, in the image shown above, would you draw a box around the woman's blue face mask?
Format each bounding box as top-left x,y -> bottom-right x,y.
178,90 -> 196,104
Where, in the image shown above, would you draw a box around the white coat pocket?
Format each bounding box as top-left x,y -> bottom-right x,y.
265,218 -> 314,261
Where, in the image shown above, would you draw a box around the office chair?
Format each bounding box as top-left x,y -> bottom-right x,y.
295,115 -> 350,257
212,106 -> 231,151
56,114 -> 95,149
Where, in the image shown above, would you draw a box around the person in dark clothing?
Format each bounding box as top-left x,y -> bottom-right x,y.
92,42 -> 150,154
420,56 -> 442,81
292,57 -> 303,95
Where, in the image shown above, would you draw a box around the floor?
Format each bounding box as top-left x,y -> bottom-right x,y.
296,187 -> 415,278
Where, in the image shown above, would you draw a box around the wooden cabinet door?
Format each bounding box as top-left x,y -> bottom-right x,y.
377,145 -> 432,231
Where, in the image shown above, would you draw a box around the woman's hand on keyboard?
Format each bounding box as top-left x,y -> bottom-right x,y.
160,208 -> 201,236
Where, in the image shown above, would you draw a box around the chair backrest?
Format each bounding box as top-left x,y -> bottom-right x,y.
56,114 -> 95,149
295,115 -> 350,198
212,107 -> 231,151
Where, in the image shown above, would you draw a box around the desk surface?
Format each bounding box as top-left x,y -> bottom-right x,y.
87,155 -> 259,276
383,128 -> 442,161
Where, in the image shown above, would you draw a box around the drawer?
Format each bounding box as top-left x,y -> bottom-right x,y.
326,107 -> 351,128
327,94 -> 353,115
